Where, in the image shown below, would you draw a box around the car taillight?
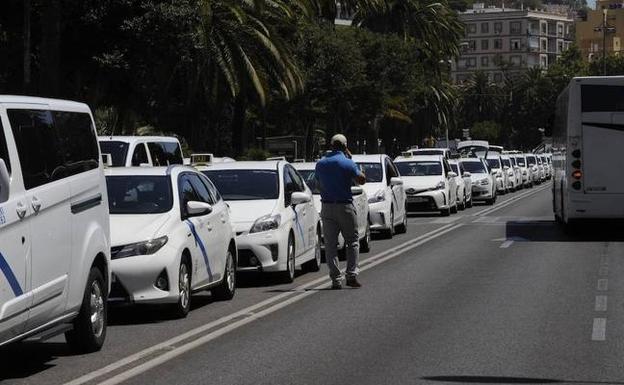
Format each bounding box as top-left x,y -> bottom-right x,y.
571,148 -> 582,190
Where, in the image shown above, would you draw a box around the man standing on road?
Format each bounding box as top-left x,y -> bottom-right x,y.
315,134 -> 366,289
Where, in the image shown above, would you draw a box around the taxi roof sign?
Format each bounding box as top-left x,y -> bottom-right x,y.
191,153 -> 214,165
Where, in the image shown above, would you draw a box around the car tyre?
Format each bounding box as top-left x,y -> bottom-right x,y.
303,227 -> 322,272
395,214 -> 407,234
279,234 -> 296,283
65,267 -> 107,353
450,203 -> 458,214
382,210 -> 395,239
360,223 -> 371,252
440,207 -> 451,216
466,195 -> 473,208
212,249 -> 236,300
172,258 -> 191,318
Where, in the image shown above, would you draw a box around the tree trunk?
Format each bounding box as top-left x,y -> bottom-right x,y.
23,0 -> 31,93
40,0 -> 61,97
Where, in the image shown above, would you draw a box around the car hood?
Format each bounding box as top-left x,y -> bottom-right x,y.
226,200 -> 279,232
402,176 -> 443,191
469,172 -> 489,182
362,182 -> 385,198
110,213 -> 171,247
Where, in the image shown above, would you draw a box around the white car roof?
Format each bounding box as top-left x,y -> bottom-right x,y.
394,155 -> 442,162
0,95 -> 91,113
291,162 -> 316,170
104,165 -> 194,177
99,136 -> 179,143
204,160 -> 282,171
459,158 -> 483,163
351,154 -> 384,163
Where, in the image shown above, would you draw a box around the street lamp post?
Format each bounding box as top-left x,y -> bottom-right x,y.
594,9 -> 616,76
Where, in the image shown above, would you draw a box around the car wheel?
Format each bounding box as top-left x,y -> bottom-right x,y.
440,207 -> 451,216
303,227 -> 322,272
171,259 -> 191,318
466,195 -> 473,208
395,213 -> 407,234
382,210 -> 395,239
212,248 -> 236,300
280,234 -> 296,283
360,223 -> 371,253
65,267 -> 107,353
450,202 -> 458,214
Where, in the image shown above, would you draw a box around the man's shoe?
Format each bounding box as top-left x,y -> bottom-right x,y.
331,281 -> 342,290
346,277 -> 362,288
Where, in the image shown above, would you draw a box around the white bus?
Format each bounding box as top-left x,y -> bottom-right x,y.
553,76 -> 624,224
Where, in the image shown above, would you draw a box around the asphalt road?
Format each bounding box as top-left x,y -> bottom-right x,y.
5,183 -> 624,385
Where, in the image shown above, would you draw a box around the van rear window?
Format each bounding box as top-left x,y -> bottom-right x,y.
581,85 -> 624,112
148,142 -> 183,166
0,119 -> 10,174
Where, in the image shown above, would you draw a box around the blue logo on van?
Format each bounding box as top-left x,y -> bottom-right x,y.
0,252 -> 23,297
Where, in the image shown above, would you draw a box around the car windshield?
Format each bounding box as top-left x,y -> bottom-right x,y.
461,161 -> 486,174
527,156 -> 536,165
203,169 -> 279,200
450,164 -> 459,174
502,159 -> 511,167
516,157 -> 526,166
297,169 -> 321,194
106,176 -> 172,214
395,161 -> 442,176
486,158 -> 501,169
357,163 -> 383,183
100,141 -> 129,167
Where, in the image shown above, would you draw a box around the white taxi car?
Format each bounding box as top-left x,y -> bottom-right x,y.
486,155 -> 508,194
449,159 -> 472,209
460,158 -> 496,205
292,162 -> 371,253
500,154 -> 518,192
525,154 -> 540,185
514,154 -> 532,188
106,166 -> 237,317
202,161 -> 321,283
99,136 -> 184,167
395,155 -> 457,216
352,154 -> 407,238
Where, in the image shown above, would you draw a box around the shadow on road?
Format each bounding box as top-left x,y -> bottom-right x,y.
505,219 -> 624,242
422,375 -> 624,384
0,342 -> 73,380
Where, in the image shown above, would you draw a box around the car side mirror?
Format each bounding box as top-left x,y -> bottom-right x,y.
0,159 -> 9,203
351,186 -> 364,196
463,171 -> 471,178
291,191 -> 311,205
390,177 -> 403,186
447,171 -> 457,178
187,201 -> 213,217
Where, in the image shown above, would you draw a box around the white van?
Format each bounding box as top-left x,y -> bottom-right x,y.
99,136 -> 183,167
0,96 -> 111,352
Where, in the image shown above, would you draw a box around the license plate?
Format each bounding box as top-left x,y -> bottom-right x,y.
408,196 -> 427,203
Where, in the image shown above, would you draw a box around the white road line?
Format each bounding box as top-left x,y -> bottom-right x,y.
64,223 -> 461,385
432,216 -> 462,224
592,318 -> 607,341
595,295 -> 608,312
473,184 -> 550,217
499,240 -> 514,249
597,279 -> 608,291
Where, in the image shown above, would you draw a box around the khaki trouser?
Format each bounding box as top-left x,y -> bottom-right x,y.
321,202 -> 359,282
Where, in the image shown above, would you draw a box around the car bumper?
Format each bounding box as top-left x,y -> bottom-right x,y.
472,185 -> 493,200
405,191 -> 447,212
235,229 -> 289,272
110,245 -> 180,305
368,200 -> 392,231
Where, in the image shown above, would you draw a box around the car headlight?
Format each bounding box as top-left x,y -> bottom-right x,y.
532,166 -> 538,172
250,214 -> 281,233
112,236 -> 168,259
368,190 -> 386,203
430,181 -> 446,191
479,178 -> 489,186
495,171 -> 502,178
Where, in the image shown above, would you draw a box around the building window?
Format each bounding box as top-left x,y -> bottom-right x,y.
481,56 -> 489,67
511,21 -> 521,34
540,55 -> 548,67
511,39 -> 521,51
468,40 -> 476,51
467,24 -> 477,34
466,57 -> 477,67
481,23 -> 489,33
510,55 -> 522,67
541,38 -> 547,52
494,73 -> 503,83
481,39 -> 489,50
494,22 -> 502,33
557,24 -> 563,37
557,40 -> 563,53
494,39 -> 502,49
540,22 -> 547,34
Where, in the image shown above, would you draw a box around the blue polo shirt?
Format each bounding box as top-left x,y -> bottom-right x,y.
315,151 -> 360,202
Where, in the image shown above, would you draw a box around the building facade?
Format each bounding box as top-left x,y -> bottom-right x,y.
576,0 -> 624,61
452,4 -> 575,83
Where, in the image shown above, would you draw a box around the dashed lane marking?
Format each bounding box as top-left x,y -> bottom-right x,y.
592,318 -> 607,341
595,296 -> 608,312
499,240 -> 514,248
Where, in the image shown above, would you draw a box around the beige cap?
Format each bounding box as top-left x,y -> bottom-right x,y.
331,134 -> 347,146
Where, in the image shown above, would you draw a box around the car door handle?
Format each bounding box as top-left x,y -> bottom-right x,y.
16,202 -> 27,219
31,196 -> 42,213
206,223 -> 213,232
220,215 -> 226,224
